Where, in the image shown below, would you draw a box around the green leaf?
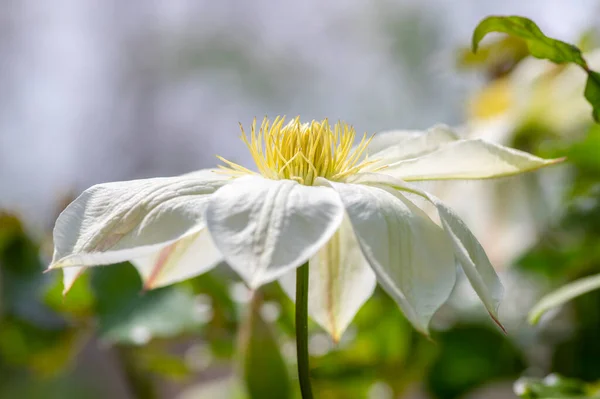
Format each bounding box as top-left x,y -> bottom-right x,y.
91,263 -> 203,344
472,15 -> 600,122
529,274 -> 600,325
585,71 -> 600,122
472,16 -> 587,67
238,295 -> 291,399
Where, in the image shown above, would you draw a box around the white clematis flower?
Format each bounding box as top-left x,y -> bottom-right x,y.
48,117 -> 561,339
425,50 -> 600,269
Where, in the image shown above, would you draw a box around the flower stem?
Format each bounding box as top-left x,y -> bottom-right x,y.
296,262 -> 314,399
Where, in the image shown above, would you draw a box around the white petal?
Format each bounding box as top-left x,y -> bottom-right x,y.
378,138 -> 562,181
279,218 -> 377,341
366,129 -> 423,155
321,179 -> 456,334
131,228 -> 223,290
180,169 -> 231,180
50,170 -> 227,269
350,173 -> 504,327
428,177 -> 541,269
366,124 -> 460,165
63,266 -> 87,295
206,176 -> 344,288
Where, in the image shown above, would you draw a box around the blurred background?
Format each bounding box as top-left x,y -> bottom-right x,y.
1,0 -> 600,398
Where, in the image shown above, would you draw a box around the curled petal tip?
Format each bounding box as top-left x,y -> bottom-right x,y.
62,282 -> 75,297
410,322 -> 431,339
489,312 -> 507,334
548,156 -> 567,165
45,261 -> 63,272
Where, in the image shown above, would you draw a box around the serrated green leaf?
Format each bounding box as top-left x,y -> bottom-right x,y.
239,295 -> 291,399
472,16 -> 587,67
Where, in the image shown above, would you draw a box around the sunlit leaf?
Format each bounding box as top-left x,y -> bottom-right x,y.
472,15 -> 600,122
529,274 -> 600,325
238,295 -> 291,399
472,16 -> 586,67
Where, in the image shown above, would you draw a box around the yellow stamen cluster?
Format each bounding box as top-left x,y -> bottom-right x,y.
218,116 -> 376,185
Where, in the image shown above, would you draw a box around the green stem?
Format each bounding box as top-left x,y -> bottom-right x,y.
296,262 -> 314,399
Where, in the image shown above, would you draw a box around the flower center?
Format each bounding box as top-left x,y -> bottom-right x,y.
218,116 -> 376,185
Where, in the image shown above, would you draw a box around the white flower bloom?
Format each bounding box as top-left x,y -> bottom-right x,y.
467,49 -> 600,142
423,50 -> 600,269
48,117 -> 561,339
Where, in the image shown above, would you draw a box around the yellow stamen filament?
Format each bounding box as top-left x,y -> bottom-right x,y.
219,116 -> 377,185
